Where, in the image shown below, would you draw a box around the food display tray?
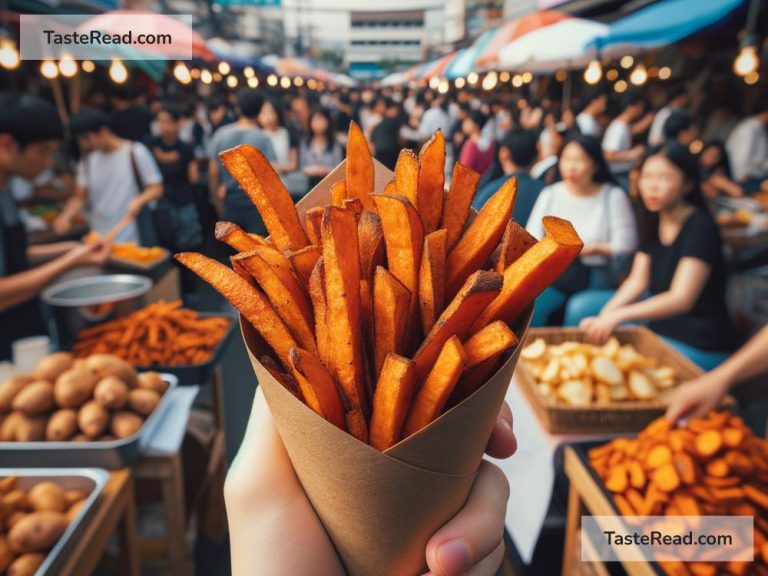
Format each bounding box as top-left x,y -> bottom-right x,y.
0,467 -> 109,576
0,374 -> 177,469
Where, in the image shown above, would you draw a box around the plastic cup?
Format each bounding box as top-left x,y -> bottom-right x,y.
12,335 -> 51,373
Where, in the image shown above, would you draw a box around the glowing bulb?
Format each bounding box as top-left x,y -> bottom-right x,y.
614,79 -> 628,93
499,71 -> 510,82
658,66 -> 672,80
173,62 -> 192,84
200,70 -> 212,84
109,59 -> 128,84
745,71 -> 760,85
213,72 -> 223,82
555,69 -> 567,82
606,69 -> 618,81
226,75 -> 238,88
267,74 -> 278,86
58,53 -> 78,78
247,76 -> 259,88
467,71 -> 479,85
629,64 -> 648,86
481,70 -> 498,91
280,76 -> 291,89
40,60 -> 59,80
454,77 -> 466,89
522,71 -> 533,83
0,39 -> 20,70
689,139 -> 704,154
734,45 -> 759,77
294,76 -> 304,87
82,60 -> 95,73
244,66 -> 255,78
218,61 -> 231,75
620,55 -> 634,69
428,76 -> 440,89
307,79 -> 317,89
584,59 -> 602,85
438,78 -> 449,94
191,68 -> 201,79
512,74 -> 523,88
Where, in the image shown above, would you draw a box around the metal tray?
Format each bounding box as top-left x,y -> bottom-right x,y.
135,313 -> 237,385
0,467 -> 109,576
0,374 -> 178,469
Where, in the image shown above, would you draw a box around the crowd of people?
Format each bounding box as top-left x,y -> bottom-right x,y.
1,73 -> 767,377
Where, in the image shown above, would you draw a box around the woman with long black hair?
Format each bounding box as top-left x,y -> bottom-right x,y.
299,108 -> 342,189
576,142 -> 734,370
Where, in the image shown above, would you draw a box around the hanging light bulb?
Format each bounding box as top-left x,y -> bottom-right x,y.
512,74 -> 523,88
428,76 -> 440,89
614,79 -> 628,93
438,78 -> 449,94
40,60 -> 59,80
174,62 -> 192,84
0,38 -> 20,70
454,77 -> 466,89
226,75 -> 238,88
745,71 -> 760,85
629,63 -> 648,86
522,71 -> 533,83
218,61 -> 231,75
294,76 -> 304,87
109,59 -> 128,84
584,59 -> 602,85
247,76 -> 259,88
82,60 -> 95,73
499,71 -> 510,82
658,66 -> 671,80
307,78 -> 317,89
201,69 -> 213,84
267,74 -> 278,86
57,53 -> 78,78
606,68 -> 619,81
467,71 -> 479,85
620,55 -> 634,69
734,44 -> 759,77
244,66 -> 255,78
481,70 -> 498,91
280,76 -> 291,89
191,68 -> 201,79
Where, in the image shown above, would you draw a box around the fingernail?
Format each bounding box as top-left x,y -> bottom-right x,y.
437,540 -> 471,576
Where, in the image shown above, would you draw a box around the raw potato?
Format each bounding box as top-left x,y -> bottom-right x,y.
84,354 -> 138,387
65,500 -> 85,523
7,511 -> 67,553
3,490 -> 29,511
136,372 -> 168,394
0,376 -> 32,413
27,482 -> 66,513
12,414 -> 46,442
7,553 -> 45,576
63,490 -> 86,507
0,412 -> 25,442
11,381 -> 54,417
93,376 -> 129,410
128,389 -> 160,416
45,409 -> 78,441
77,401 -> 108,439
54,368 -> 97,409
110,412 -> 144,439
0,535 -> 13,572
32,352 -> 73,382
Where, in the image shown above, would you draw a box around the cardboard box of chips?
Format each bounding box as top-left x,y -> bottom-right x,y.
516,327 -> 704,434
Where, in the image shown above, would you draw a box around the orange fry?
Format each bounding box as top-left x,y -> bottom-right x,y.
394,149 -> 419,207
285,245 -> 321,290
290,347 -> 346,431
495,220 -> 537,273
418,228 -> 447,335
214,221 -> 265,252
370,354 -> 416,451
417,130 -> 445,234
346,121 -> 375,211
304,207 -> 324,246
373,266 -> 412,377
441,163 -> 481,250
331,180 -> 347,207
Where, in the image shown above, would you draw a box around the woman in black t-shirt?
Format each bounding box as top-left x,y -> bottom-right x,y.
576,143 -> 734,370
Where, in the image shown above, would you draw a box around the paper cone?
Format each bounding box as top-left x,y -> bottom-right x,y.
240,159 -> 533,576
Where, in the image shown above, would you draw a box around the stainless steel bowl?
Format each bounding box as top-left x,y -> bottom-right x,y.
41,274 -> 153,348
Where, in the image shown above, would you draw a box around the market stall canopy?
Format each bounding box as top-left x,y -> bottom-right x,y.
422,52 -> 458,80
586,0 -> 745,56
498,17 -> 608,71
476,10 -> 570,68
77,11 -> 214,61
206,38 -> 274,73
381,71 -> 408,86
444,29 -> 496,79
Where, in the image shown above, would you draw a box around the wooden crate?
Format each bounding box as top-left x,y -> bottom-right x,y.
515,327 -> 703,434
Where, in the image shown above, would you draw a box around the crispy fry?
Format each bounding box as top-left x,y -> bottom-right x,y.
290,347 -> 346,431
445,176 -> 517,298
358,211 -> 385,283
417,130 -> 445,234
441,162 -> 481,250
372,193 -> 424,344
383,181 -> 398,196
418,229 -> 447,335
219,145 -> 308,252
450,356 -> 502,407
495,220 -> 537,273
262,355 -> 302,400
394,149 -> 419,207
331,180 -> 347,207
233,247 -> 316,354
285,245 -> 321,290
175,253 -> 295,365
462,320 -> 517,367
304,207 -> 324,246
470,216 -> 583,333
404,336 -> 466,437
412,270 -> 502,383
346,121 -> 375,211
214,221 -> 265,252
321,207 -> 369,436
370,354 -> 416,451
343,197 -> 364,216
373,266 -> 412,376
308,258 -> 332,370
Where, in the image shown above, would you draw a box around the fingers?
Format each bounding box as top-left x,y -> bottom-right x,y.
462,541 -> 506,576
425,461 -> 509,576
485,402 -> 516,459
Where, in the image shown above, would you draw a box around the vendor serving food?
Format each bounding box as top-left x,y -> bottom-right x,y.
0,93 -> 111,361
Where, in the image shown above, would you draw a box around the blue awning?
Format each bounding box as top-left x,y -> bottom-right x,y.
587,0 -> 744,52
444,29 -> 496,79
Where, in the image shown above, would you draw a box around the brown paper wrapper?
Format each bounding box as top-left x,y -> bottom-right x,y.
240,159 -> 532,576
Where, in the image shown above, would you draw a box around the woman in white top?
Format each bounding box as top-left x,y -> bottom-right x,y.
258,98 -> 305,198
526,134 -> 638,326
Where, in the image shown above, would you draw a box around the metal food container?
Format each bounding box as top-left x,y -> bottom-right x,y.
41,274 -> 153,349
0,467 -> 109,576
0,374 -> 177,469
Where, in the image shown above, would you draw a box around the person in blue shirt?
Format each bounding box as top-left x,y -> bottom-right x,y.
473,129 -> 543,227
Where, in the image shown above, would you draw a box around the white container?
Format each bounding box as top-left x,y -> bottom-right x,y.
12,335 -> 51,373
